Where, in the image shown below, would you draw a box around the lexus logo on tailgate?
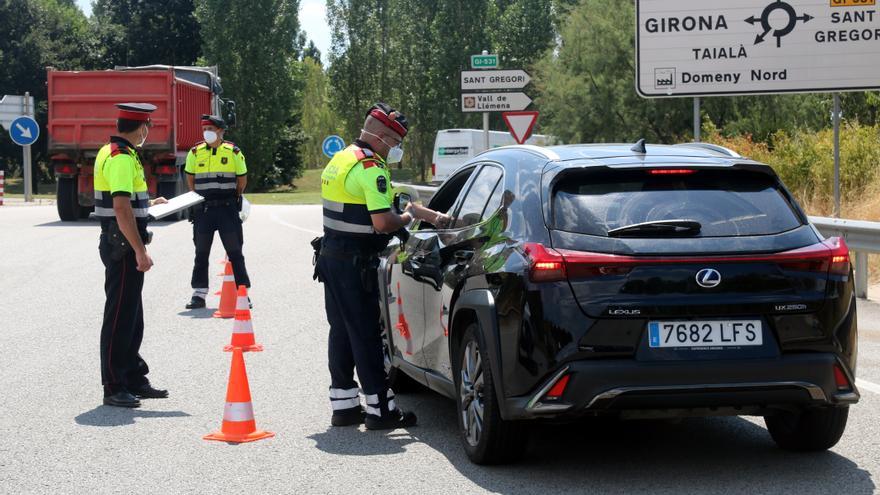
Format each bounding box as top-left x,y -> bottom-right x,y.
696,268 -> 722,288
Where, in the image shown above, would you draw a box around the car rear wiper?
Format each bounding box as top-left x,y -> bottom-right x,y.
607,219 -> 702,238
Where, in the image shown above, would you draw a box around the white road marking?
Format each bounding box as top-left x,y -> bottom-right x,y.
857,378 -> 880,395
269,210 -> 322,235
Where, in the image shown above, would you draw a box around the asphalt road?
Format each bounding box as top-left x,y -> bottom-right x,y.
1,204 -> 879,494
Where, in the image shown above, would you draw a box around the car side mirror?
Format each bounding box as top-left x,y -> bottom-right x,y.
394,192 -> 412,214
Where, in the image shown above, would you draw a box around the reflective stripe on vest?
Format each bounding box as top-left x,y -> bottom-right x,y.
93,143 -> 150,219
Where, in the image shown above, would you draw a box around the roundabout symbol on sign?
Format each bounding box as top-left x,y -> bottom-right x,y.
746,0 -> 814,48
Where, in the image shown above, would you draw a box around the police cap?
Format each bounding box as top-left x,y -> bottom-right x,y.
200,114 -> 228,130
116,103 -> 156,123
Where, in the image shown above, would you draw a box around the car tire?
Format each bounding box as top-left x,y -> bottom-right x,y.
56,177 -> 80,221
765,406 -> 849,451
455,322 -> 528,465
380,316 -> 419,393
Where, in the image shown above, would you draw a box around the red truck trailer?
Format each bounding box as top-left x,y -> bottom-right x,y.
47,66 -> 233,220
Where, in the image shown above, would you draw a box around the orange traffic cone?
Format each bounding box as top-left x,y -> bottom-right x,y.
216,260 -> 231,295
213,262 -> 237,318
204,347 -> 274,443
224,286 -> 263,352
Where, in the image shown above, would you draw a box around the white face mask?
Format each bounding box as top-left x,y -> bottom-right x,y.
203,130 -> 219,144
362,129 -> 403,162
386,145 -> 404,164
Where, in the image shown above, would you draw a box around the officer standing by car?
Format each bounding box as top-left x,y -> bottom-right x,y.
316,102 -> 449,429
94,103 -> 169,408
184,115 -> 251,309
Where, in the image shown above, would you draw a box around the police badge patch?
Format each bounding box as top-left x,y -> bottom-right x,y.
221,157 -> 228,164
377,175 -> 388,193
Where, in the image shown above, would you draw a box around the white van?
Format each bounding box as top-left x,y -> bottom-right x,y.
431,129 -> 553,183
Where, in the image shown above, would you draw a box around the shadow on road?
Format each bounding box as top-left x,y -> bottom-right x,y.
325,389 -> 876,495
177,308 -> 218,319
75,406 -> 191,427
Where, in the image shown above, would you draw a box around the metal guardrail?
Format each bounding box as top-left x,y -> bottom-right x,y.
809,216 -> 880,299
387,187 -> 876,299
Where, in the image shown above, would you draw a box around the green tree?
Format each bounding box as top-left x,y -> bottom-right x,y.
197,0 -> 302,189
91,0 -> 202,67
0,0 -> 99,178
299,57 -> 342,169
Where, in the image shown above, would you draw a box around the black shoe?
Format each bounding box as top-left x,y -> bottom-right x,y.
365,409 -> 417,430
132,383 -> 169,399
331,408 -> 366,427
186,296 -> 206,309
103,391 -> 141,408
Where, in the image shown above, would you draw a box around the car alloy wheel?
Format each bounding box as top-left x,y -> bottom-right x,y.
459,339 -> 485,447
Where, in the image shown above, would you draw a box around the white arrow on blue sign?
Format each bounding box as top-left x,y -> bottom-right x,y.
322,135 -> 345,158
9,116 -> 39,146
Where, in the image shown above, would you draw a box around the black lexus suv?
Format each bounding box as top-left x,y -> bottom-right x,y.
379,142 -> 859,464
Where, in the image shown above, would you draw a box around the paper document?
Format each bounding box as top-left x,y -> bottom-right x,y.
148,191 -> 205,220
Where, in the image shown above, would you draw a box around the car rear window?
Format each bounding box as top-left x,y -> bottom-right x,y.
552,169 -> 802,237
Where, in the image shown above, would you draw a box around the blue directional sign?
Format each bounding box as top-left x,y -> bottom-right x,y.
322,135 -> 345,158
9,116 -> 39,146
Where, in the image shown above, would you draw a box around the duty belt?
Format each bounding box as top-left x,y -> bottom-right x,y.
203,198 -> 236,208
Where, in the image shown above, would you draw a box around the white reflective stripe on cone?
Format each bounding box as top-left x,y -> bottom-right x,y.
365,405 -> 381,417
329,387 -> 359,399
223,401 -> 255,422
232,319 -> 254,334
224,275 -> 235,282
235,296 -> 248,311
331,397 -> 361,410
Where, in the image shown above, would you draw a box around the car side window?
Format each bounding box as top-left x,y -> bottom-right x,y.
419,166 -> 476,230
453,165 -> 503,229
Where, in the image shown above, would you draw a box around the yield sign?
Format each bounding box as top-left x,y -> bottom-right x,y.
502,111 -> 539,145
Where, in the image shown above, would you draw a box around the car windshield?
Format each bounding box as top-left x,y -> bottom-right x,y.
552,169 -> 802,237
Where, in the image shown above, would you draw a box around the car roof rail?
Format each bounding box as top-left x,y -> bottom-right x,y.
674,142 -> 742,158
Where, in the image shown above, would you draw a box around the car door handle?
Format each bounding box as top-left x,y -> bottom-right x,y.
454,250 -> 474,265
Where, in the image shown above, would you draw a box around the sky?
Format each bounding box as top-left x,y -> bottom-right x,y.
74,0 -> 331,63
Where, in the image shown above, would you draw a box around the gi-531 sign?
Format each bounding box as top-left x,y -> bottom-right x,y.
636,0 -> 880,97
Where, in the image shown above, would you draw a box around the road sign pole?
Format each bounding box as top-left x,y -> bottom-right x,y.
23,91 -> 33,203
833,93 -> 841,218
693,97 -> 701,143
483,112 -> 490,152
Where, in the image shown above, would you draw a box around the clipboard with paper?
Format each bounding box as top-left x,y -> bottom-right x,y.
147,191 -> 205,221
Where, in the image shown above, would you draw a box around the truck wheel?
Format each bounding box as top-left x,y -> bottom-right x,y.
765,406 -> 849,451
157,181 -> 180,221
56,177 -> 79,221
455,322 -> 528,464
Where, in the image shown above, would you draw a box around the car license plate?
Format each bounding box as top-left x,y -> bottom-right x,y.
648,320 -> 763,348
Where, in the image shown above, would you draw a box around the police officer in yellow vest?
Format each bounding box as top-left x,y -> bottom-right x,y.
184,115 -> 250,309
94,103 -> 169,408
317,103 -> 449,429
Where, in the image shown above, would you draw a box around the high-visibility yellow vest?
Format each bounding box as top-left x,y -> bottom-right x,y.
320,144 -> 392,238
93,137 -> 149,223
184,141 -> 247,199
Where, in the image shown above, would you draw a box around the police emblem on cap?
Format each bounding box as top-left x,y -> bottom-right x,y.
377,175 -> 388,193
222,157 -> 228,164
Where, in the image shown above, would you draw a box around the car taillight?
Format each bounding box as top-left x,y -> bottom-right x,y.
833,364 -> 851,391
824,237 -> 851,275
524,243 -> 634,282
544,374 -> 570,400
524,243 -> 566,282
649,169 -> 696,175
431,163 -> 436,177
